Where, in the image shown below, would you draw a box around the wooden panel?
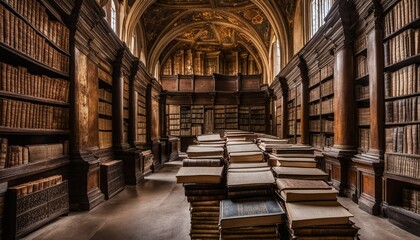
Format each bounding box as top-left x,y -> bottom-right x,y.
348,166 -> 357,188
161,77 -> 178,91
87,59 -> 99,148
241,76 -> 261,91
331,164 -> 341,182
195,77 -> 214,92
87,170 -> 99,192
215,78 -> 236,91
362,173 -> 375,197
179,77 -> 193,91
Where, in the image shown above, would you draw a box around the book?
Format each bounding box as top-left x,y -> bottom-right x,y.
228,151 -> 264,163
228,162 -> 269,169
278,189 -> 338,202
228,189 -> 273,198
269,154 -> 317,168
196,134 -> 223,142
272,167 -> 329,180
176,166 -> 224,184
219,197 -> 285,228
228,167 -> 271,172
182,158 -> 224,167
227,170 -> 275,190
276,178 -> 331,191
290,220 -> 359,236
286,201 -> 353,228
227,144 -> 261,153
186,146 -> 224,158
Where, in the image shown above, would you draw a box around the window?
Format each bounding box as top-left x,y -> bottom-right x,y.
310,0 -> 333,38
111,0 -> 116,32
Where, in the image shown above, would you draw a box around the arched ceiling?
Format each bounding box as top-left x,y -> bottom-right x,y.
125,0 -> 296,83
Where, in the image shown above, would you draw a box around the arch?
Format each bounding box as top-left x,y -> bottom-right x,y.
147,21 -> 270,83
123,0 -> 292,71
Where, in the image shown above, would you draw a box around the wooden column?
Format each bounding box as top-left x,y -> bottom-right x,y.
352,1 -> 384,215
129,62 -> 139,147
280,78 -> 289,139
298,56 -> 310,145
322,0 -> 357,198
112,49 -> 125,150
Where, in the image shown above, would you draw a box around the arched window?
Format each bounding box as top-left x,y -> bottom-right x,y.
274,38 -> 281,75
111,0 -> 117,32
309,0 -> 333,38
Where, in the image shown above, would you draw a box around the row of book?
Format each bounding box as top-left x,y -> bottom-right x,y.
321,80 -> 333,97
310,134 -> 334,148
309,72 -> 321,87
98,88 -> 112,103
2,0 -> 70,51
355,84 -> 369,101
355,55 -> 368,78
168,105 -> 180,114
385,153 -> 419,178
99,118 -> 112,131
385,64 -> 419,98
8,175 -> 63,197
385,96 -> 420,123
385,125 -> 420,154
385,28 -> 420,66
354,34 -> 367,53
402,188 -> 420,214
0,98 -> 69,129
359,128 -> 370,152
384,0 -> 419,37
358,107 -> 370,126
0,6 -> 69,73
309,119 -> 334,133
99,101 -> 112,117
310,86 -> 320,102
0,62 -> 70,102
320,64 -> 334,80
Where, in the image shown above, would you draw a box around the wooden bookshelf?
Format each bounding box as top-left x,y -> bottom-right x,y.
167,105 -> 180,136
98,68 -> 113,149
0,5 -> 70,237
191,105 -> 204,136
180,105 -> 191,136
308,63 -> 334,149
6,178 -> 69,239
137,92 -> 147,143
382,0 -> 420,234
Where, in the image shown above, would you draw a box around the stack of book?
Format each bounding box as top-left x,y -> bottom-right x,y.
227,164 -> 275,199
276,178 -> 359,239
270,145 -> 327,180
255,137 -> 290,152
223,130 -> 256,142
226,143 -> 263,163
177,141 -> 227,240
186,145 -> 225,159
195,134 -> 225,145
219,197 -> 285,239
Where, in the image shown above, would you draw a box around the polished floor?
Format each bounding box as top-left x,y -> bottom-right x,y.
23,161 -> 419,240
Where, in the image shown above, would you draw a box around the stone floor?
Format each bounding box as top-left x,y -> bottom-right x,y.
23,160 -> 419,240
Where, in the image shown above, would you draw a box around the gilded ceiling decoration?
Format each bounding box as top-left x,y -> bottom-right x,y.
276,0 -> 297,25
142,7 -> 185,44
238,8 -> 271,48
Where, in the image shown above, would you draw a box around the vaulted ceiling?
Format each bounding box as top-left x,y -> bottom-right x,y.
125,0 -> 297,82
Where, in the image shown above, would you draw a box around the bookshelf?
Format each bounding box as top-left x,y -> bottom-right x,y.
6,177 -> 68,239
123,76 -> 129,144
214,105 -> 226,131
137,92 -> 147,143
180,105 -> 191,136
167,105 -> 180,136
238,105 -> 265,133
354,31 -> 371,154
382,0 -> 420,234
191,105 -> 204,136
308,63 -> 334,149
276,97 -> 282,137
98,67 -> 113,149
0,0 -> 70,189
